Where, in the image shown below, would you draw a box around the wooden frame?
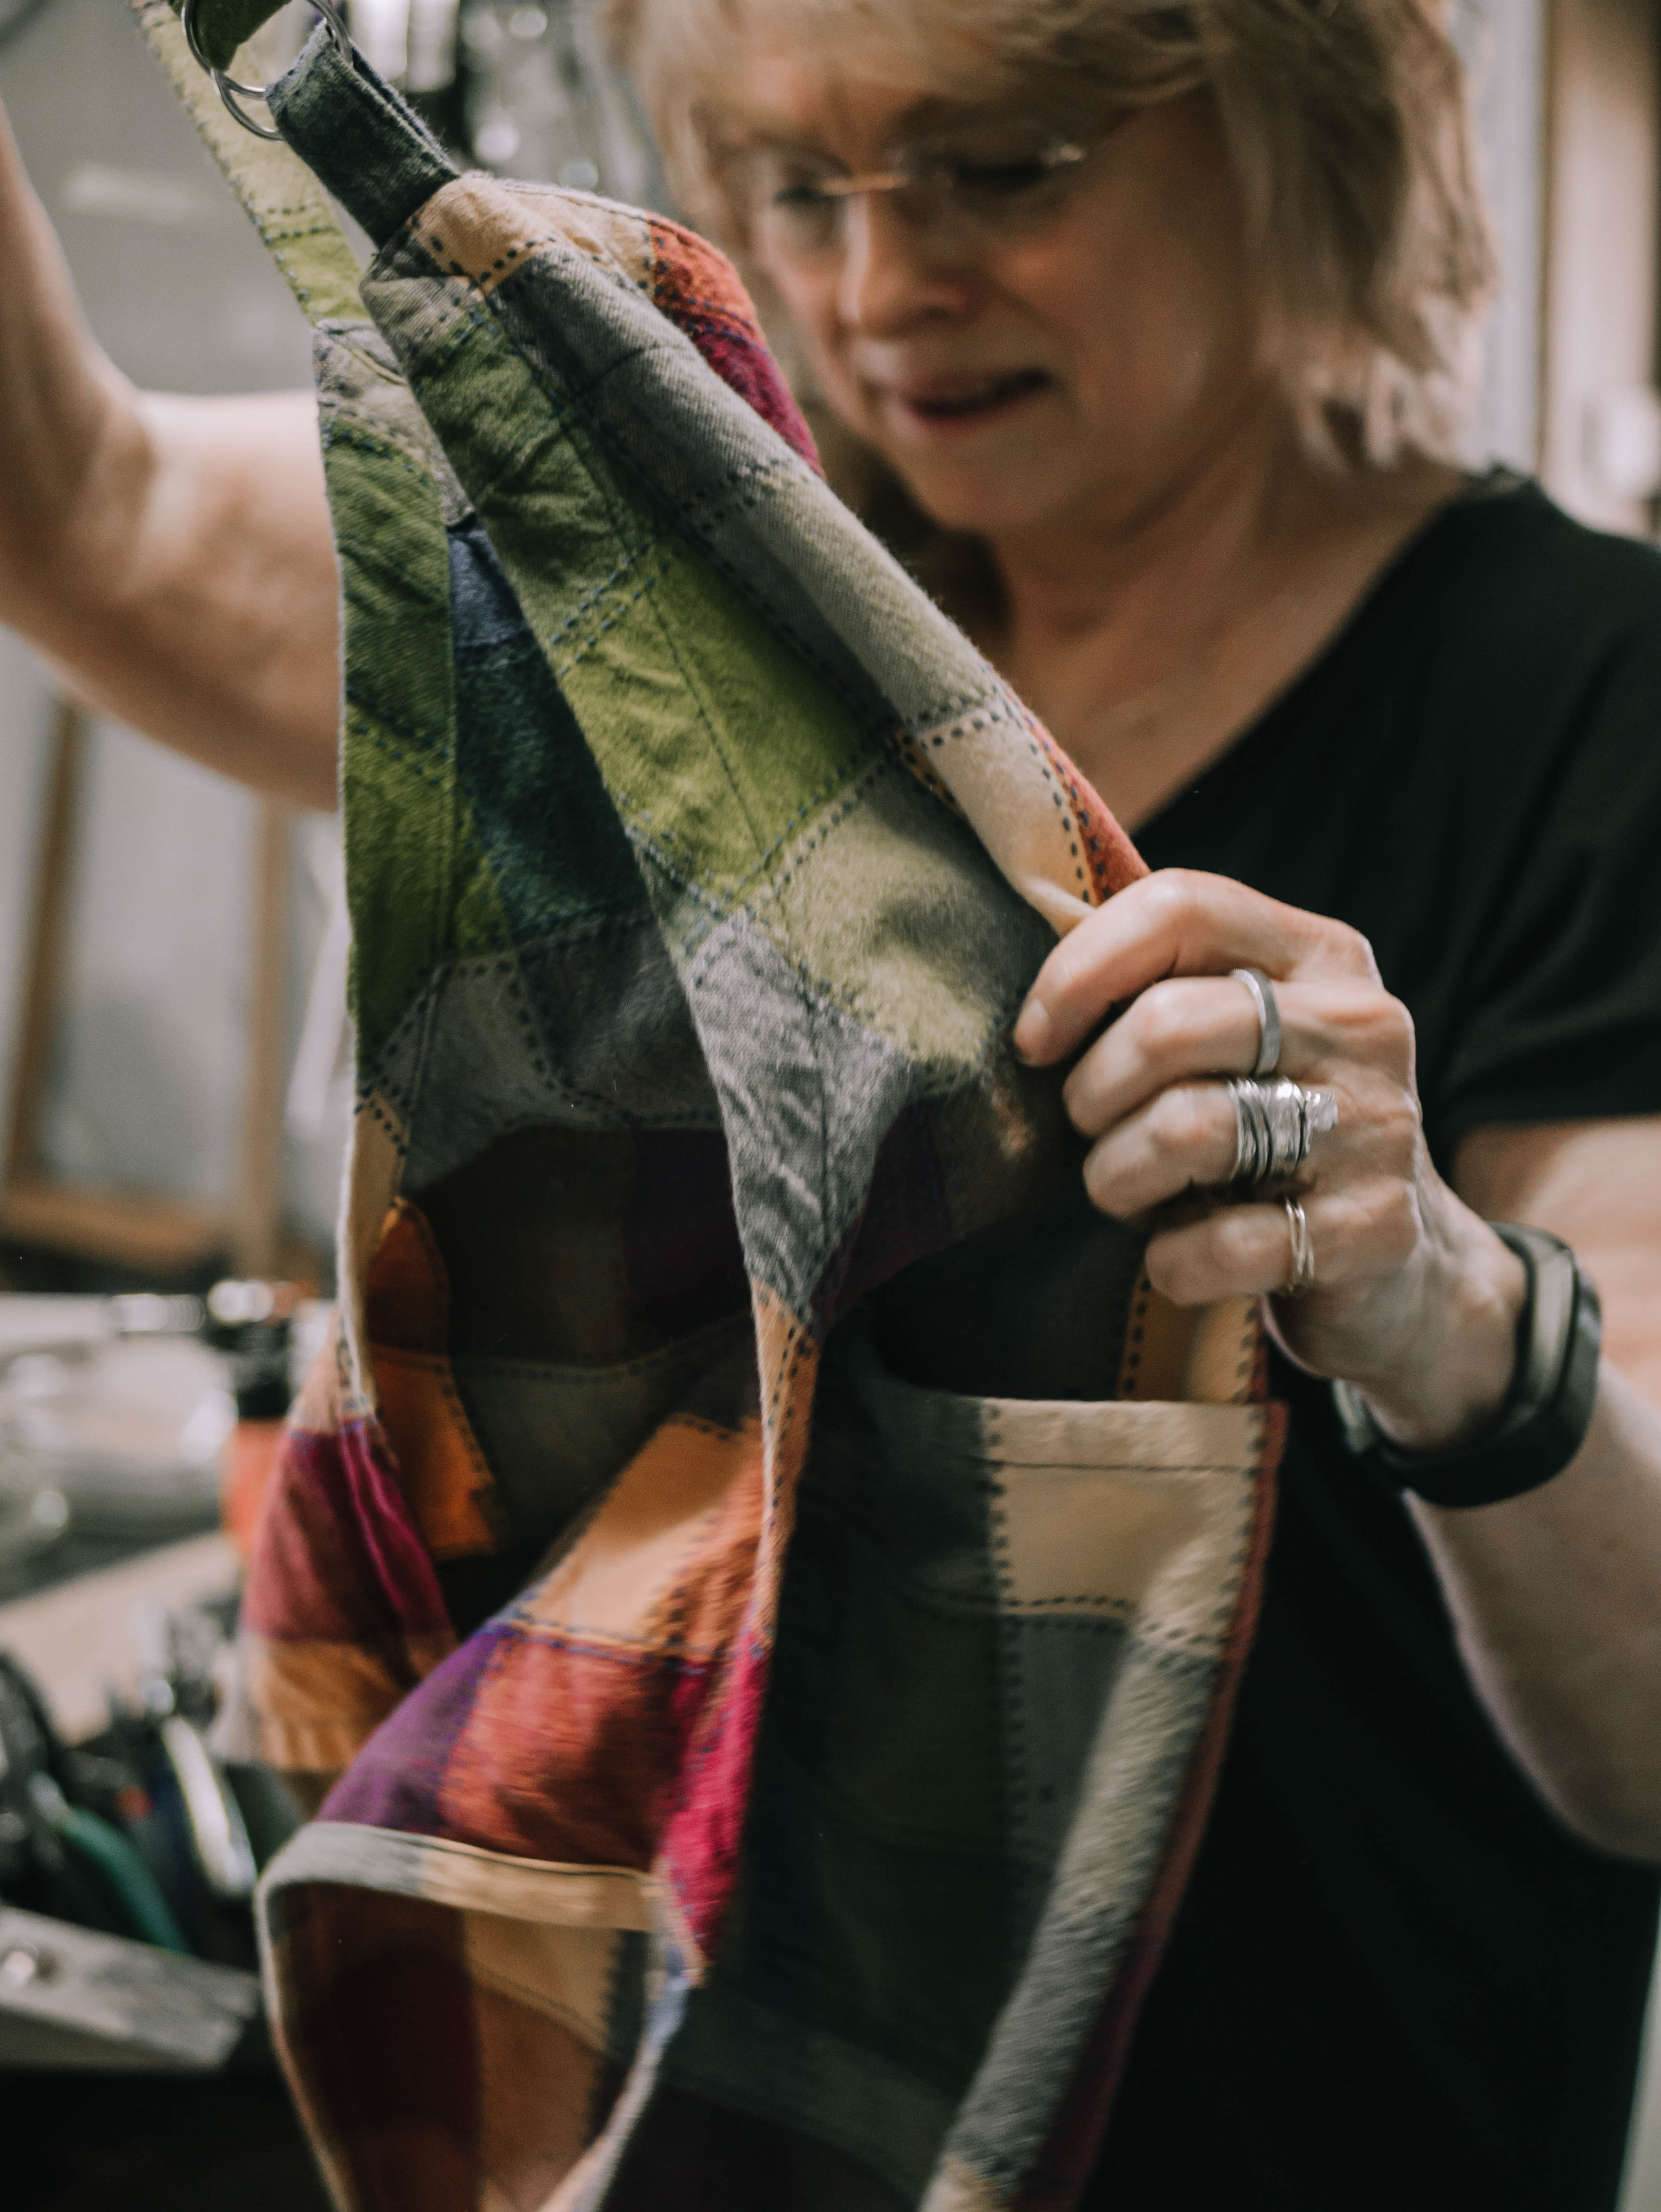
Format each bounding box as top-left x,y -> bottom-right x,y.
1,698 -> 292,1280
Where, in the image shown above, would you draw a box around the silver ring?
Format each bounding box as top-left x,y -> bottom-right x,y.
1225,1075 -> 1338,1184
1230,966 -> 1281,1076
1283,1198 -> 1316,1296
182,0 -> 351,141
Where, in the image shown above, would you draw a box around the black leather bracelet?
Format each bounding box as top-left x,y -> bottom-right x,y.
1330,1223 -> 1603,1509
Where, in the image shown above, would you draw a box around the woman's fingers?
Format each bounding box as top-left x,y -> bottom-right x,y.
1062,973 -> 1260,1134
1015,868 -> 1379,1067
1141,1177 -> 1420,1309
1062,975 -> 1257,1134
1083,1073 -> 1349,1217
1150,1194 -> 1310,1306
1081,1078 -> 1243,1214
1009,868 -> 1431,1348
1062,971 -> 1411,1137
1082,1053 -> 1414,1219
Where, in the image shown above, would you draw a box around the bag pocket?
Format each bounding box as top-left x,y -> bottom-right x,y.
680,1312 -> 1274,2188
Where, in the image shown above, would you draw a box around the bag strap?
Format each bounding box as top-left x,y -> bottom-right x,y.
167,0 -> 282,70
264,24 -> 458,244
131,0 -> 363,324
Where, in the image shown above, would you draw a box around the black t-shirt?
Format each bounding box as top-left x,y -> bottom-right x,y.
1087,478 -> 1661,2212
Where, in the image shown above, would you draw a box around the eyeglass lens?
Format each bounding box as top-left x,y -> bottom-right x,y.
739,118 -> 1090,256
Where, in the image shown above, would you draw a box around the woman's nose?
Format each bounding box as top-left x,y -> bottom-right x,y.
834,193 -> 973,334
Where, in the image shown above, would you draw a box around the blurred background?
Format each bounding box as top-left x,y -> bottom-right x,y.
0,0 -> 1659,2203
1,0 -> 1652,1324
0,0 -> 667,1318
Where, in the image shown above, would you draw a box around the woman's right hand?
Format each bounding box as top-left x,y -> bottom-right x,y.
0,94 -> 340,809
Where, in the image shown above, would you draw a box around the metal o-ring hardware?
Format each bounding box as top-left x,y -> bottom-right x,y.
181,0 -> 351,140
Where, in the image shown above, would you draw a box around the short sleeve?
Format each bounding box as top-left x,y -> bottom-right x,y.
1430,625 -> 1661,1147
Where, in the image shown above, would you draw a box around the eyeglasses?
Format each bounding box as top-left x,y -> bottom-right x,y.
724,116 -> 1100,261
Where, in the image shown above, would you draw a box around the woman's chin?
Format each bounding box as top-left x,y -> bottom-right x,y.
886,455 -> 1084,542
857,387 -> 1086,538
862,400 -> 1097,537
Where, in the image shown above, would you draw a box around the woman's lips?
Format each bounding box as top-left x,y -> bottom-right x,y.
881,367 -> 1052,430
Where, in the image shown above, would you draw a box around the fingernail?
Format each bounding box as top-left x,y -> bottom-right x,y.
1013,998 -> 1052,1062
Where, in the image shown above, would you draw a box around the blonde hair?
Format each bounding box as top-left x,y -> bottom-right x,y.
609,0 -> 1494,475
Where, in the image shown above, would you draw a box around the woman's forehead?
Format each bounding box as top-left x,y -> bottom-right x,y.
713,69 -> 947,148
702,4 -> 1009,142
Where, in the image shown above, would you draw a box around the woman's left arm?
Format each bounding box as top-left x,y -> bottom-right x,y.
1015,867 -> 1661,1861
1426,1115 -> 1661,1860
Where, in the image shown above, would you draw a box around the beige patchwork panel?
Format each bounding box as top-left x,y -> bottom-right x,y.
761,753 -> 1043,1074
906,696 -> 1098,940
266,1821 -> 660,1932
243,1631 -> 448,1773
464,1915 -> 621,2051
1120,1284 -> 1258,1407
1183,1295 -> 1260,1405
407,175 -> 652,303
989,1397 -> 1264,1660
288,1326 -> 344,1435
922,2156 -> 1006,2212
518,1413 -> 759,1653
474,1983 -> 609,2212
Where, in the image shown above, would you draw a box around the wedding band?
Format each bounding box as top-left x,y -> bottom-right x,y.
1230,967 -> 1281,1076
1225,1075 -> 1339,1184
1283,1198 -> 1316,1296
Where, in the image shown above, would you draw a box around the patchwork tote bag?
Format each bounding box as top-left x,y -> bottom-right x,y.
140,7 -> 1286,2207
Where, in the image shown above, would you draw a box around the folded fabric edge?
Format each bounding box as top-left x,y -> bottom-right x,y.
259,1818 -> 661,1932
133,0 -> 364,322
269,21 -> 459,245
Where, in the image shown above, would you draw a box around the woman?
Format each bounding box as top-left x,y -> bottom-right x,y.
603,9 -> 1661,2201
1,1 -> 1658,2205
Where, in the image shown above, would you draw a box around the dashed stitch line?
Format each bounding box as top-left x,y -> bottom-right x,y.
355,1095 -> 409,1154
387,220 -> 1107,969
344,681 -> 451,757
393,232 -> 1078,911
321,421 -> 440,494
531,537 -> 666,654
415,253 -> 917,724
549,554 -> 677,679
593,740 -> 878,932
566,410 -> 1088,882
345,713 -> 451,797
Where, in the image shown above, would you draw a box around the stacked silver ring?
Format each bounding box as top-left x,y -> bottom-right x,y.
1226,1074 -> 1339,1183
